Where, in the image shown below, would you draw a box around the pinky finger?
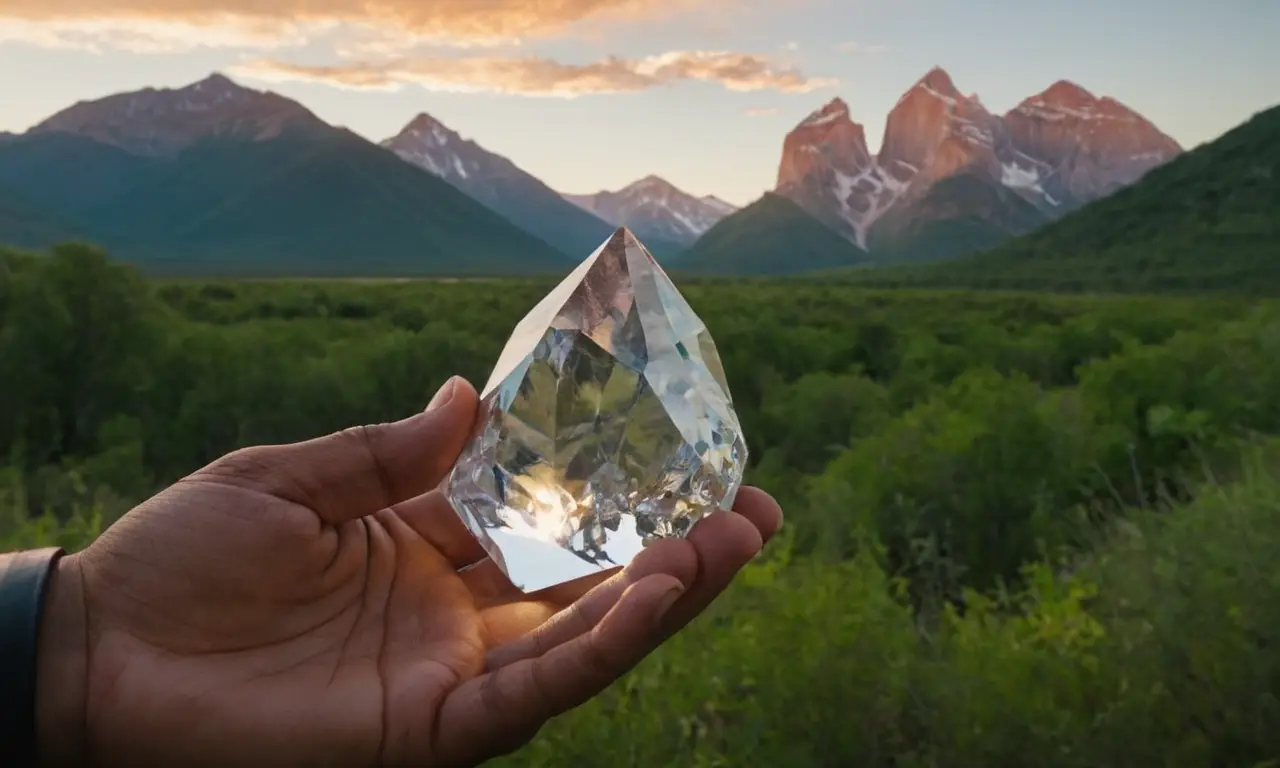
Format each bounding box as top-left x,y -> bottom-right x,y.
432,574 -> 685,765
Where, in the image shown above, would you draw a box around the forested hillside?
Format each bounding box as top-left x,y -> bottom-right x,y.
680,193 -> 869,274
5,244 -> 1280,765
0,130 -> 570,276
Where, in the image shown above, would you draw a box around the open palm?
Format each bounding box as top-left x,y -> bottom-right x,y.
44,377 -> 781,767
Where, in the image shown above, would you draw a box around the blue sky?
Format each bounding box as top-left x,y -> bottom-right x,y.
1,0 -> 1275,205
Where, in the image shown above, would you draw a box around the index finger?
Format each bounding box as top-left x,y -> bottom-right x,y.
197,376 -> 480,525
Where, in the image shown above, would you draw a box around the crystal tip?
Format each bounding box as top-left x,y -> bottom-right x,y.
601,226 -> 645,251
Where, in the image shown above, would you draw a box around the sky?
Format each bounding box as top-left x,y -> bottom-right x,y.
0,0 -> 1276,206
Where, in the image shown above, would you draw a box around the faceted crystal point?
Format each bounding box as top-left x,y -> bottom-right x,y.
443,227 -> 747,593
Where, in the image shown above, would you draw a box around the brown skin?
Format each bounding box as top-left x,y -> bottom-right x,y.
35,377 -> 783,767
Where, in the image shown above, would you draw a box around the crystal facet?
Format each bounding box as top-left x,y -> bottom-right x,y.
443,228 -> 747,593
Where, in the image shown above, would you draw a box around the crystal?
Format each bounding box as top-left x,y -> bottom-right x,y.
443,227 -> 748,593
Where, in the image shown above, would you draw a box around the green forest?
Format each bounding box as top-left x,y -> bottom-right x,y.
5,242 -> 1280,766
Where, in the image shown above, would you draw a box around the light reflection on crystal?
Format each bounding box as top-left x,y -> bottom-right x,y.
444,227 -> 747,593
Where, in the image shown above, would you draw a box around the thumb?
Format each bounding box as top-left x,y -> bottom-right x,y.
201,376 -> 480,524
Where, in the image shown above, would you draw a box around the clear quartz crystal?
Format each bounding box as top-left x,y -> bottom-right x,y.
443,227 -> 747,593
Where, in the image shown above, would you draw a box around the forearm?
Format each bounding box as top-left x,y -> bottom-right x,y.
0,550 -> 88,767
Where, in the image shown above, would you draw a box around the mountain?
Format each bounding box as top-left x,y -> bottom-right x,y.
851,103 -> 1280,293
775,67 -> 1182,263
866,173 -> 1048,263
1005,80 -> 1182,208
564,176 -> 737,252
0,187 -> 84,248
0,132 -> 166,220
29,74 -> 331,157
774,97 -> 915,250
680,193 -> 869,275
381,113 -> 616,258
0,74 -> 568,276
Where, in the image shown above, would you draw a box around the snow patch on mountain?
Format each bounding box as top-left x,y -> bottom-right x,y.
381,114 -> 485,183
833,165 -> 909,247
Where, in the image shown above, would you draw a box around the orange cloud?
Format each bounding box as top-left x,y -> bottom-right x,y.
744,107 -> 780,117
231,51 -> 837,96
0,0 -> 715,49
0,16 -> 319,53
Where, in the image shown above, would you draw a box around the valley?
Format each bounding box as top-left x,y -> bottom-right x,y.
3,47 -> 1280,768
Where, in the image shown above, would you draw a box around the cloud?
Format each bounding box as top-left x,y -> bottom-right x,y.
837,41 -> 888,55
0,16 -> 321,53
744,107 -> 779,117
231,51 -> 837,97
0,0 -> 717,51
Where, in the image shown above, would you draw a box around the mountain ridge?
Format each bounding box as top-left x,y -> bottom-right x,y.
30,73 -> 333,157
844,101 -> 1280,292
1,75 -> 571,276
0,68 -> 1235,281
563,175 -> 738,250
773,66 -> 1182,262
381,112 -> 617,258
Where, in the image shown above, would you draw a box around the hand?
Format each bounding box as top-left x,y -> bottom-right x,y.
36,377 -> 782,767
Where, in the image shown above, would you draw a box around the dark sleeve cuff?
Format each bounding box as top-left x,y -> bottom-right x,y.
0,548 -> 65,767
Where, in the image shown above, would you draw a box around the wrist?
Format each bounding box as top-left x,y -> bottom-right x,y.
36,553 -> 89,767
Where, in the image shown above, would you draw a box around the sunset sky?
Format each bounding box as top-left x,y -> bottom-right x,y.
1,0 -> 1276,205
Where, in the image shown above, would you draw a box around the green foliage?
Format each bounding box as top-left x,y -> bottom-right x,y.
498,464 -> 1280,767
0,243 -> 162,471
6,249 -> 1280,765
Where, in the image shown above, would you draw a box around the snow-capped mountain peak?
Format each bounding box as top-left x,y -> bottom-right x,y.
380,111 -> 622,258
776,94 -> 895,247
893,66 -> 962,109
630,174 -> 681,197
402,113 -> 453,143
801,98 -> 851,128
563,177 -> 738,247
1005,81 -> 1183,201
381,112 -> 482,180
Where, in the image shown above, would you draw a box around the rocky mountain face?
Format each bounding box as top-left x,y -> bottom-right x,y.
383,113 -> 506,187
1004,80 -> 1183,206
29,74 -> 330,156
775,67 -> 1182,260
382,113 -> 615,257
564,176 -> 737,249
775,98 -> 905,247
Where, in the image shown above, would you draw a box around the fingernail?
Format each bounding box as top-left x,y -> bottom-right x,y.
655,585 -> 684,628
426,377 -> 459,412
